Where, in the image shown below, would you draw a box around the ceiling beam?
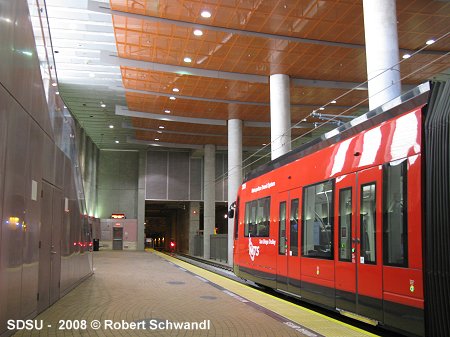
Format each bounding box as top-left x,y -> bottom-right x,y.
116,105 -> 316,128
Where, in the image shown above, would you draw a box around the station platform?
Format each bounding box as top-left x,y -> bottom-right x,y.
13,251 -> 380,337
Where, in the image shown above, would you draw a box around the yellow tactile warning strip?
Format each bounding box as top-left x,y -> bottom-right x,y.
154,250 -> 380,337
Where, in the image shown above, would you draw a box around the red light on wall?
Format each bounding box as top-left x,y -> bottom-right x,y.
170,242 -> 175,248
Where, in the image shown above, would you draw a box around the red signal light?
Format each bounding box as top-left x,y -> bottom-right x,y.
170,242 -> 175,248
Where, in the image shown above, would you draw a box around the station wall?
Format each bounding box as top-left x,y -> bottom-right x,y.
0,1 -> 97,335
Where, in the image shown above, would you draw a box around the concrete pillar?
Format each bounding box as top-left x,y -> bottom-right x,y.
227,119 -> 242,266
270,74 -> 291,160
188,202 -> 200,255
137,150 -> 146,250
363,0 -> 401,110
203,144 -> 215,259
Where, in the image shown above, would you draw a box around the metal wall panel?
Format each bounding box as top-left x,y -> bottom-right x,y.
189,158 -> 202,200
0,1 -> 95,334
146,151 -> 168,199
42,134 -> 56,185
21,120 -> 43,318
0,97 -> 30,332
168,152 -> 190,200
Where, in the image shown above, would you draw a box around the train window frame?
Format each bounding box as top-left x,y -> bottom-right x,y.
290,198 -> 299,256
279,201 -> 287,255
338,188 -> 352,262
234,197 -> 240,240
383,160 -> 408,268
244,196 -> 271,238
360,182 -> 377,265
301,179 -> 335,260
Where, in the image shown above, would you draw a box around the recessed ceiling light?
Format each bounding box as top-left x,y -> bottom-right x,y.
262,143 -> 267,146
183,57 -> 192,63
100,102 -> 106,108
159,126 -> 165,129
155,138 -> 159,141
193,29 -> 203,36
52,82 -> 57,87
56,91 -> 59,95
201,10 -> 211,18
402,54 -> 411,59
319,107 -> 325,110
109,125 -> 114,129
331,100 -> 336,104
169,96 -> 176,100
172,88 -> 179,92
115,140 -> 119,144
164,109 -> 171,113
426,39 -> 435,45
157,130 -> 163,134
63,105 -> 67,109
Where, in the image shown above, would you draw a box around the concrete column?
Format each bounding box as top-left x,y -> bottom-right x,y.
203,144 -> 216,259
227,119 -> 242,266
270,74 -> 291,160
363,0 -> 401,110
137,150 -> 146,250
188,202 -> 200,255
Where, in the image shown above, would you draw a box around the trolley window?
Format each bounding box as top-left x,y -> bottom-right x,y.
290,199 -> 299,256
339,188 -> 352,262
302,180 -> 334,259
234,197 -> 239,240
383,160 -> 408,267
360,183 -> 376,264
244,197 -> 270,237
279,201 -> 287,255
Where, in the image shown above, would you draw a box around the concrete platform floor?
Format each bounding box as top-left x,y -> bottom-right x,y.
13,251 -> 379,337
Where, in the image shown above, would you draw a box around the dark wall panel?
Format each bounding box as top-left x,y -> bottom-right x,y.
146,151 -> 168,199
189,158 -> 202,200
168,152 -> 190,200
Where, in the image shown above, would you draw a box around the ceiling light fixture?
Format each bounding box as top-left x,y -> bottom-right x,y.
109,125 -> 114,129
183,57 -> 192,63
201,10 -> 211,18
157,131 -> 163,134
52,82 -> 57,87
402,54 -> 411,59
100,103 -> 106,108
172,88 -> 179,92
155,138 -> 159,141
115,140 -> 119,144
193,29 -> 203,36
169,96 -> 176,100
426,39 -> 435,45
319,107 -> 325,110
159,126 -> 164,129
56,91 -> 59,95
164,109 -> 171,113
331,100 -> 336,104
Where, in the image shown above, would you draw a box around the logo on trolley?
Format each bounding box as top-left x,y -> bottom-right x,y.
248,234 -> 260,261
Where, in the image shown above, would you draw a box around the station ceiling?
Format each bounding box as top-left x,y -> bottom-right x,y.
40,0 -> 450,152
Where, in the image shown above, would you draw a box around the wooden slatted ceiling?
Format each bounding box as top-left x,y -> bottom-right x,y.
121,67 -> 368,107
109,0 -> 366,44
109,0 -> 450,49
112,15 -> 366,81
121,67 -> 270,102
108,0 -> 450,148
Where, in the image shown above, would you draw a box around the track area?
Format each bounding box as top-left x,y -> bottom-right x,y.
158,251 -> 405,337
